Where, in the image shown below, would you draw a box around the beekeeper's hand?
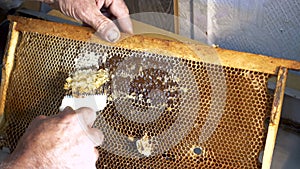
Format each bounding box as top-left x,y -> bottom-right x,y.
1,107 -> 103,169
42,0 -> 133,42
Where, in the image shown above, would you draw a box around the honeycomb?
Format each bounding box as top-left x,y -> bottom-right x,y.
1,31 -> 273,169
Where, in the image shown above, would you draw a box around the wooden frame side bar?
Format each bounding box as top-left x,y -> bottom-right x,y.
173,0 -> 179,34
262,67 -> 288,169
0,22 -> 18,117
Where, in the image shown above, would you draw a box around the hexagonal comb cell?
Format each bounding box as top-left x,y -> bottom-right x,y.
2,31 -> 273,169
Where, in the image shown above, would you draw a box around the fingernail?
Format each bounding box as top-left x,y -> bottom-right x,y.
128,27 -> 133,34
76,107 -> 96,127
89,129 -> 104,146
126,26 -> 133,35
125,21 -> 133,34
106,29 -> 120,42
95,130 -> 104,146
63,106 -> 74,113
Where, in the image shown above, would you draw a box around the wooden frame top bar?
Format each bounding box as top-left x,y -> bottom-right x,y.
7,15 -> 300,75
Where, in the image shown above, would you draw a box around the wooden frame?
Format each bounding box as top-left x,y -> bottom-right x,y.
0,22 -> 19,120
262,67 -> 288,169
1,16 -> 300,169
173,0 -> 179,34
5,16 -> 300,75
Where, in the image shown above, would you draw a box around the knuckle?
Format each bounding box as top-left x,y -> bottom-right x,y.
105,0 -> 113,7
36,115 -> 47,120
57,109 -> 77,123
95,19 -> 111,32
31,115 -> 47,124
60,113 -> 77,123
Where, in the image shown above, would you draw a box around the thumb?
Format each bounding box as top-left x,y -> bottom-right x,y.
83,7 -> 120,42
87,128 -> 104,146
75,107 -> 96,127
75,107 -> 104,146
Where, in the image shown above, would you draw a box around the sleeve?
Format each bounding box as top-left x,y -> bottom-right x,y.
0,0 -> 23,12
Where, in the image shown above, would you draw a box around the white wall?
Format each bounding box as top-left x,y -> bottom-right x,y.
179,0 -> 300,61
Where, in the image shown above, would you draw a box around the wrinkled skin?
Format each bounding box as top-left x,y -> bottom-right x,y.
43,0 -> 133,42
1,107 -> 103,169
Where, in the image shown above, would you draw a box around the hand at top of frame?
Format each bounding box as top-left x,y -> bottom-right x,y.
43,0 -> 133,42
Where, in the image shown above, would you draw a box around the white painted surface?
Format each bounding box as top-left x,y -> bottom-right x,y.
271,128 -> 300,169
179,0 -> 300,61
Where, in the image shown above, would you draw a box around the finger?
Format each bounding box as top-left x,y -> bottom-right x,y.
108,0 -> 133,34
62,106 -> 75,114
87,128 -> 104,146
58,106 -> 76,119
79,5 -> 121,42
30,115 -> 47,125
94,147 -> 99,161
75,107 -> 97,127
35,115 -> 47,120
25,115 -> 47,132
95,0 -> 104,10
